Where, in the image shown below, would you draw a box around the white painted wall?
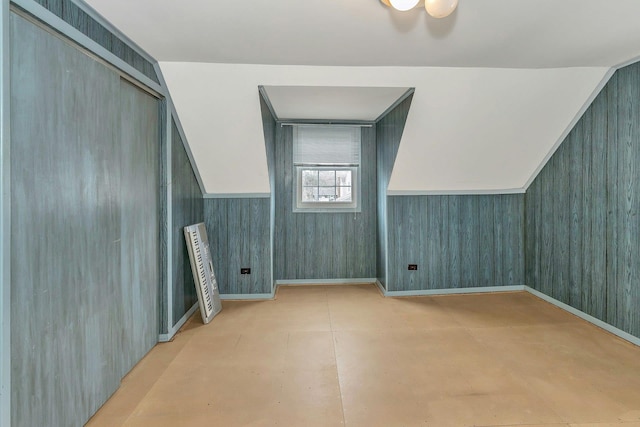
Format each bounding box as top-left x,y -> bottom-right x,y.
159,63 -> 610,194
389,67 -> 612,192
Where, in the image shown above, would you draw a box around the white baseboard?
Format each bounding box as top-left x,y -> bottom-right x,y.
276,278 -> 376,286
219,279 -> 375,301
524,286 -> 640,347
387,188 -> 526,196
379,285 -> 525,297
220,291 -> 276,300
203,192 -> 270,199
158,303 -> 198,342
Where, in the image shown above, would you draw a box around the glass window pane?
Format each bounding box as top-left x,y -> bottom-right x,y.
302,187 -> 318,202
336,187 -> 352,202
318,187 -> 336,201
296,166 -> 357,210
336,170 -> 352,186
302,169 -> 318,186
318,170 -> 336,186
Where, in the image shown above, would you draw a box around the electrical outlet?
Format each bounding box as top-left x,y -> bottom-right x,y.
240,268 -> 251,275
408,264 -> 418,271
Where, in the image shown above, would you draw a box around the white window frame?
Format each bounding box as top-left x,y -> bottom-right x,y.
294,166 -> 360,213
292,125 -> 362,213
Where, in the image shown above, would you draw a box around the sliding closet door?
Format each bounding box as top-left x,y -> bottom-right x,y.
10,13 -> 123,426
118,79 -> 160,376
10,12 -> 160,427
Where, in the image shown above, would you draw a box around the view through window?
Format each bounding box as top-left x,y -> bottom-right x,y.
293,125 -> 361,212
301,168 -> 353,203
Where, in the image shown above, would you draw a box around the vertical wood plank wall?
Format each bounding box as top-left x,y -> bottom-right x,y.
376,95 -> 413,288
204,198 -> 271,295
10,13 -> 161,426
274,125 -> 377,280
387,195 -> 524,292
199,94 -> 275,296
260,93 -> 276,291
170,118 -> 203,325
32,0 -> 159,83
525,61 -> 640,339
158,100 -> 169,335
117,79 -> 160,376
0,0 -> 9,424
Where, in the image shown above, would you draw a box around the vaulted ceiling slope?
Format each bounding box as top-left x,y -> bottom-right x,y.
84,0 -> 640,68
85,0 -> 640,194
160,63 -> 610,194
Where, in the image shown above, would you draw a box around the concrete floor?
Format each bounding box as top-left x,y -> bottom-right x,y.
86,284 -> 640,427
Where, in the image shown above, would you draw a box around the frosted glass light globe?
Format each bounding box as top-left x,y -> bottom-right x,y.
389,0 -> 420,12
425,0 -> 458,18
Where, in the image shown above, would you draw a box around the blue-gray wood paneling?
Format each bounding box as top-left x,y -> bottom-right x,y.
525,61 -> 640,339
203,198 -> 271,295
159,100 -> 169,335
0,1 -> 9,424
32,0 -> 159,83
118,79 -> 160,375
376,94 -> 524,292
376,95 -> 413,288
274,125 -> 377,280
10,14 -> 160,426
387,195 -> 524,292
170,118 -> 203,326
260,92 -> 276,291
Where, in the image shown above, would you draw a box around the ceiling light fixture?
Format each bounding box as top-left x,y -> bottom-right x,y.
388,0 -> 420,12
381,0 -> 458,18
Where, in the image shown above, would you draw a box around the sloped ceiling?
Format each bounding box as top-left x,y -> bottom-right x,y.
261,86 -> 411,121
160,63 -> 609,193
84,0 -> 640,194
84,0 -> 640,68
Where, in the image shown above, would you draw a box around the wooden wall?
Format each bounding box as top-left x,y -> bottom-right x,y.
204,198 -> 271,295
274,125 -> 377,280
376,95 -> 412,288
199,93 -> 275,297
10,13 -> 160,426
0,1 -> 9,425
388,195 -> 524,292
525,61 -> 640,339
159,100 -> 169,335
260,92 -> 276,292
32,0 -> 159,83
170,119 -> 203,325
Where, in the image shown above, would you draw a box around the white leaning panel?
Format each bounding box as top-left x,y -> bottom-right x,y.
184,223 -> 222,324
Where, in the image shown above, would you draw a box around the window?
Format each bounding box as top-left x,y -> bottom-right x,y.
293,125 -> 361,212
299,166 -> 357,203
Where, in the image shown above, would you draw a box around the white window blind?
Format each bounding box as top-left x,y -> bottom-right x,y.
293,125 -> 361,166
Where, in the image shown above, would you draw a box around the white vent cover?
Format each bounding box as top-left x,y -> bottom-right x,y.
184,223 -> 222,324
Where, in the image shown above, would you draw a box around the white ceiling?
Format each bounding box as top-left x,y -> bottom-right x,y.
261,86 -> 411,121
160,63 -> 609,194
84,0 -> 640,68
82,0 -> 639,194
